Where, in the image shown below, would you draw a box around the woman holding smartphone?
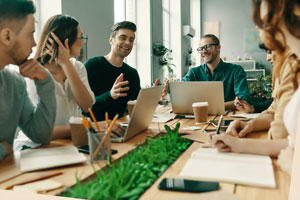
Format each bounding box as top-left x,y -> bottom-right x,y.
16,15 -> 124,143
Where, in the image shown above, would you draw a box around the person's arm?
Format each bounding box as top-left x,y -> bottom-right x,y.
183,68 -> 197,81
51,33 -> 93,113
19,65 -> 56,145
253,98 -> 273,113
130,70 -> 141,100
51,125 -> 71,140
211,134 -> 288,157
0,142 -> 13,161
234,96 -> 255,113
233,66 -> 251,103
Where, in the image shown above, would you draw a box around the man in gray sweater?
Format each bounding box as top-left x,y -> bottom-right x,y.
0,0 -> 56,161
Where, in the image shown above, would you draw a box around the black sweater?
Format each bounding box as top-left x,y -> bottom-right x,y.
84,56 -> 141,120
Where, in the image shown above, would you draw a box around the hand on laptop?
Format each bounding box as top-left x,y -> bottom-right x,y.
111,73 -> 130,100
98,121 -> 126,137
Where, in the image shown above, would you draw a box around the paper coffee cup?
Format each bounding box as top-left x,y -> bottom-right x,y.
127,100 -> 137,117
69,116 -> 88,146
192,102 -> 208,124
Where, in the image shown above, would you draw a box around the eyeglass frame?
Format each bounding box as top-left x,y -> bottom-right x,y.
197,43 -> 219,53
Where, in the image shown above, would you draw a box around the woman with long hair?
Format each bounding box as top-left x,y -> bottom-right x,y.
210,0 -> 300,175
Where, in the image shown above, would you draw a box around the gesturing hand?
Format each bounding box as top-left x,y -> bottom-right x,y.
153,78 -> 169,101
110,73 -> 130,100
19,59 -> 48,81
50,32 -> 71,67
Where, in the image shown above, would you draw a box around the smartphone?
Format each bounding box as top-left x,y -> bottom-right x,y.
77,145 -> 118,155
210,119 -> 233,128
158,178 -> 219,193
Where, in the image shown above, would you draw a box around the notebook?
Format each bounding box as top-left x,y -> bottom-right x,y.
180,148 -> 276,188
20,146 -> 87,172
169,81 -> 225,115
111,86 -> 163,142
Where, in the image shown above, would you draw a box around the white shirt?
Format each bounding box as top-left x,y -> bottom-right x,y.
284,85 -> 300,147
14,58 -> 95,151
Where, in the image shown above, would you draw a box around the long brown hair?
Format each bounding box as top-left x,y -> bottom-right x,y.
252,0 -> 300,88
35,14 -> 79,65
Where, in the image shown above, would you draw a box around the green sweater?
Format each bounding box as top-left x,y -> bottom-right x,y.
0,68 -> 56,161
183,60 -> 250,102
84,56 -> 141,120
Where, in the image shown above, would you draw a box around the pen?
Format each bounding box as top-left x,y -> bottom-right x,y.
215,115 -> 223,135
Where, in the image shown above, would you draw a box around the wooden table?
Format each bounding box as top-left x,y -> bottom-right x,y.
0,107 -> 290,199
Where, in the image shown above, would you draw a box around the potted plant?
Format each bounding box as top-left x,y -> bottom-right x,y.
248,74 -> 272,102
153,42 -> 176,81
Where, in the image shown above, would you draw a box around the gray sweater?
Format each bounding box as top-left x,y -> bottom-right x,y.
0,68 -> 56,160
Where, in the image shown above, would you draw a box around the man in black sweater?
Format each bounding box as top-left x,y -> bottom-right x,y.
84,21 -> 141,120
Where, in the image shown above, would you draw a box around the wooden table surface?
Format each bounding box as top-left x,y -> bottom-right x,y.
0,107 -> 290,199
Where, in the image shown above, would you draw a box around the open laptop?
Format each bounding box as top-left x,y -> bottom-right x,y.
169,81 -> 225,115
111,85 -> 163,142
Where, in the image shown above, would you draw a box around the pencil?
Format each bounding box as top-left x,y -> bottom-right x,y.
88,108 -> 103,137
93,114 -> 118,159
215,115 -> 224,135
107,114 -> 119,134
105,112 -> 109,130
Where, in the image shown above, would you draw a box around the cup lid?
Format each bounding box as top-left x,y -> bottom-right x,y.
192,102 -> 208,107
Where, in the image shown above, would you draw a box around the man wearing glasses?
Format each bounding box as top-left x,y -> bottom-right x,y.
184,34 -> 250,110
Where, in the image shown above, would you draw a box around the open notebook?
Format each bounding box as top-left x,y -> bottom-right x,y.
180,148 -> 276,188
20,146 -> 87,172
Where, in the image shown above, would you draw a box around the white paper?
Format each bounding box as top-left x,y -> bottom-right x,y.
180,148 -> 276,188
152,113 -> 176,123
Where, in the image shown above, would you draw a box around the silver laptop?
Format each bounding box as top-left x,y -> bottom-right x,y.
111,85 -> 163,142
169,81 -> 225,115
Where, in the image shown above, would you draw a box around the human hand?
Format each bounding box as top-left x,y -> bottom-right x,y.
210,133 -> 243,153
50,32 -> 71,67
277,146 -> 294,176
98,121 -> 126,137
19,59 -> 48,81
110,73 -> 130,100
153,78 -> 169,101
234,97 -> 254,113
225,120 -> 253,138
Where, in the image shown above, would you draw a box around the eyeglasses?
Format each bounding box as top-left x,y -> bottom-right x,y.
197,43 -> 218,53
77,35 -> 88,44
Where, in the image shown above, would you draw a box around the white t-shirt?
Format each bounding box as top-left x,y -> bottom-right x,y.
284,85 -> 300,147
14,58 -> 95,150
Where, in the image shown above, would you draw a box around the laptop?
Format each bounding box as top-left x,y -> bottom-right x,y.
111,85 -> 163,142
169,81 -> 225,115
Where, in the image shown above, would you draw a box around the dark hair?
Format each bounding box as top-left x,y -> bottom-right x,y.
110,21 -> 136,38
202,34 -> 220,45
258,42 -> 269,51
35,15 -> 79,65
0,0 -> 36,33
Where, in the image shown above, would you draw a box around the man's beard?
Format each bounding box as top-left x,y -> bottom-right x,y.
9,41 -> 28,65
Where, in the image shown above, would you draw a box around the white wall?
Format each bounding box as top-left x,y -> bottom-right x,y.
61,0 -> 114,59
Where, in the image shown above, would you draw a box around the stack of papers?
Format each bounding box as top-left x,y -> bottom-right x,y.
20,146 -> 87,172
180,148 -> 276,188
231,113 -> 260,119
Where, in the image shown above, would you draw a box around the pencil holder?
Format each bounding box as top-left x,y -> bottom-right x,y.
87,130 -> 111,163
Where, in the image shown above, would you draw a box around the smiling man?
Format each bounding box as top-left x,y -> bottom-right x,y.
0,0 -> 56,161
184,34 -> 250,110
84,21 -> 141,120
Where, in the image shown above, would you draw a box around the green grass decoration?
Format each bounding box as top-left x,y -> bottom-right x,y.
63,122 -> 191,200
